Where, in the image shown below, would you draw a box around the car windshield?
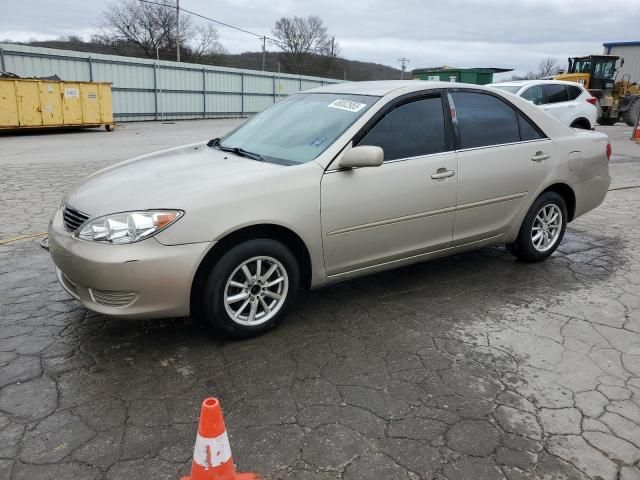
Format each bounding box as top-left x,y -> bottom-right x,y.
491,85 -> 521,94
218,93 -> 379,165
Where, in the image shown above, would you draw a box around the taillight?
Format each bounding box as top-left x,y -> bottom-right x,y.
606,142 -> 612,161
586,97 -> 597,105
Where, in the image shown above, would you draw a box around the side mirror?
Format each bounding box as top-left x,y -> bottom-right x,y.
337,146 -> 384,169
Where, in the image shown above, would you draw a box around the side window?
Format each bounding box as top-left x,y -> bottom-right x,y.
543,84 -> 569,103
521,85 -> 544,105
567,85 -> 582,100
517,112 -> 544,141
451,91 -> 520,149
358,97 -> 446,161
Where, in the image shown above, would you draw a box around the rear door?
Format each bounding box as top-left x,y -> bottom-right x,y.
564,84 -> 587,122
450,90 -> 555,245
541,84 -> 571,124
321,93 -> 458,276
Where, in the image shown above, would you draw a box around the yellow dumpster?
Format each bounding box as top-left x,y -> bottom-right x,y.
0,78 -> 115,131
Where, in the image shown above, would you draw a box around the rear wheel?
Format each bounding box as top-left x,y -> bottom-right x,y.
507,192 -> 567,262
201,239 -> 300,338
622,97 -> 640,127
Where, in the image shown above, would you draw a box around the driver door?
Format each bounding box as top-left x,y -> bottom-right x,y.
320,94 -> 458,276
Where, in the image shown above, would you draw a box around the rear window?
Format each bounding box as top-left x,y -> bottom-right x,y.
544,84 -> 569,103
517,112 -> 545,141
567,85 -> 582,100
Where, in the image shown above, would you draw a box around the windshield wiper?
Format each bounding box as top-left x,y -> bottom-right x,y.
207,138 -> 264,162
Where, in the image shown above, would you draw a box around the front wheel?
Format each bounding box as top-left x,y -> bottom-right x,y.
201,239 -> 300,338
621,97 -> 640,127
507,192 -> 567,262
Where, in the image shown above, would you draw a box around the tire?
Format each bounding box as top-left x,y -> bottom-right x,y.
105,124 -> 115,132
622,97 -> 640,127
596,117 -> 617,126
201,239 -> 300,338
507,192 -> 567,263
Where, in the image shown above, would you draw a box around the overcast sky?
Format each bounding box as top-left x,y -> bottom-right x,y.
2,0 -> 639,80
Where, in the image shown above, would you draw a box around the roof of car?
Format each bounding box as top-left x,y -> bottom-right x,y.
305,80 -> 485,96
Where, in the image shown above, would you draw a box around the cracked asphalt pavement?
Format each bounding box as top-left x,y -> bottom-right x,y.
1,121 -> 640,480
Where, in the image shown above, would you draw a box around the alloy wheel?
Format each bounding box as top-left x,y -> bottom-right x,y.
531,204 -> 563,252
223,256 -> 289,326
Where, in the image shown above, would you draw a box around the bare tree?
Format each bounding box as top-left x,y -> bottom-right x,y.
95,0 -> 224,60
271,16 -> 335,74
508,58 -> 559,81
190,25 -> 227,60
537,57 -> 558,78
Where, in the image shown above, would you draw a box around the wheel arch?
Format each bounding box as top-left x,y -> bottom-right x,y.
190,223 -> 313,317
541,183 -> 576,221
569,117 -> 591,130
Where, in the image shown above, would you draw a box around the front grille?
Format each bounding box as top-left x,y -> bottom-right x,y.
63,205 -> 90,232
89,288 -> 138,308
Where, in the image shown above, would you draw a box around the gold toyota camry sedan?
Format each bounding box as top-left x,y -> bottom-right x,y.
49,81 -> 611,338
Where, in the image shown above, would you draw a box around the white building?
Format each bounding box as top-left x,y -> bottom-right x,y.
603,41 -> 640,83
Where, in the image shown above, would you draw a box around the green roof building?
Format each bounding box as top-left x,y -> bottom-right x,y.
412,66 -> 513,85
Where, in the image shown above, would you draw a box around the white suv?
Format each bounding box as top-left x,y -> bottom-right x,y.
490,80 -> 597,130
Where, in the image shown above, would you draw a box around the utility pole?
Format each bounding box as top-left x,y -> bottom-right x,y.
261,36 -> 266,71
176,0 -> 181,62
398,57 -> 410,80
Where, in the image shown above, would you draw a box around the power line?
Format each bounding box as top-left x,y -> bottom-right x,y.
138,0 -> 278,69
133,0 -> 388,79
138,0 -> 274,40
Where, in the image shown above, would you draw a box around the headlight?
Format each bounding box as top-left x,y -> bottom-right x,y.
76,210 -> 183,244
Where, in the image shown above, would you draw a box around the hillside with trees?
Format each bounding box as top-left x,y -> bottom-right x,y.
8,1 -> 402,81
17,38 -> 401,81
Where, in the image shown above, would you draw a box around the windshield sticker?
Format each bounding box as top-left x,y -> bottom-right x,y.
328,99 -> 367,113
310,136 -> 326,148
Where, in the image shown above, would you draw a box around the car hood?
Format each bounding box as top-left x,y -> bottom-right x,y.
64,143 -> 282,217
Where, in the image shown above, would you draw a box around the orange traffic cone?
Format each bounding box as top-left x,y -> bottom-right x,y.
181,398 -> 260,480
633,123 -> 640,144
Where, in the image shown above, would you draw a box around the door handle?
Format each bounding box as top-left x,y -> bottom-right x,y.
431,169 -> 455,180
531,151 -> 550,162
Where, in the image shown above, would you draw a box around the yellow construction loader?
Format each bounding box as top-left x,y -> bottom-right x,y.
553,55 -> 639,126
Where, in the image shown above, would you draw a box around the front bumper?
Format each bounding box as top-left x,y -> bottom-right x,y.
48,208 -> 210,319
